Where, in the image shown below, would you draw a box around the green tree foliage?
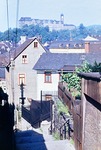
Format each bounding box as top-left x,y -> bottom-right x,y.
75,23 -> 88,40
89,61 -> 101,72
62,61 -> 92,97
62,61 -> 101,98
1,24 -> 101,43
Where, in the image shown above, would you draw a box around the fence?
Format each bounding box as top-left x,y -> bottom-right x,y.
58,82 -> 75,113
22,99 -> 53,128
58,82 -> 82,150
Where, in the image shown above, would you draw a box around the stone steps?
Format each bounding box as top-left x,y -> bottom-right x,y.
15,130 -> 75,150
15,119 -> 75,150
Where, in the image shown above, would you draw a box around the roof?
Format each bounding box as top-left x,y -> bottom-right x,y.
33,53 -> 84,71
0,67 -> 5,79
61,65 -> 81,72
49,40 -> 85,49
83,35 -> 99,42
33,52 -> 101,71
10,38 -> 36,60
19,17 -> 33,21
0,54 -> 8,66
0,37 -> 40,66
78,72 -> 101,81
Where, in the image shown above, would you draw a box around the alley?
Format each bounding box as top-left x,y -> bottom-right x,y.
15,118 -> 75,150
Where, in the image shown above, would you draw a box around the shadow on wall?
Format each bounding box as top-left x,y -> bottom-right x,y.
0,87 -> 15,150
22,99 -> 53,129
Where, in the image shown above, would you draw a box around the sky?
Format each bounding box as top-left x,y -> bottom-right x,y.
0,0 -> 101,32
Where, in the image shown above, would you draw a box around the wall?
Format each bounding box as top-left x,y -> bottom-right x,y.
81,79 -> 101,150
36,72 -> 59,100
8,39 -> 45,105
50,48 -> 85,53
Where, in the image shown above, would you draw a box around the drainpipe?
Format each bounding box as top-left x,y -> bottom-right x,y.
10,58 -> 15,105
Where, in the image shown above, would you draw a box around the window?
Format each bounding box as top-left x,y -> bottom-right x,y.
45,95 -> 52,101
22,55 -> 27,64
44,72 -> 52,83
59,73 -> 62,81
34,42 -> 38,48
19,74 -> 25,85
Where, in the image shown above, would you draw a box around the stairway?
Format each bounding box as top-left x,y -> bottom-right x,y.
15,119 -> 75,150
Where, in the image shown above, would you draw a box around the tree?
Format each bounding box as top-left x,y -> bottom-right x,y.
90,61 -> 101,72
62,61 -> 91,98
75,23 -> 88,39
1,24 -> 101,43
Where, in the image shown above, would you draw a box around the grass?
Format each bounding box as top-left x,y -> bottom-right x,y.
53,131 -> 60,140
70,138 -> 74,145
39,128 -> 43,133
56,99 -> 70,116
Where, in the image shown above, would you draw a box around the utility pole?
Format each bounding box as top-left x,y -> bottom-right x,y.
10,58 -> 18,129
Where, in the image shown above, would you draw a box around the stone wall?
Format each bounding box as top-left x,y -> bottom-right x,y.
79,72 -> 101,150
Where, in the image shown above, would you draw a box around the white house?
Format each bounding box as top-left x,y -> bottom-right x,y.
33,53 -> 83,101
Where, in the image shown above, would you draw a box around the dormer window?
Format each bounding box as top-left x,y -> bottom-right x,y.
22,55 -> 27,64
34,42 -> 38,48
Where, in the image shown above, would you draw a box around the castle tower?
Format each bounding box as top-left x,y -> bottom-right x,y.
60,14 -> 64,24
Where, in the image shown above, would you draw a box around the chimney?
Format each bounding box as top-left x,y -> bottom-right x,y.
85,42 -> 90,53
20,36 -> 27,44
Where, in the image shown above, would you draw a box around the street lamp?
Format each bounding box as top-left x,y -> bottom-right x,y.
19,82 -> 25,105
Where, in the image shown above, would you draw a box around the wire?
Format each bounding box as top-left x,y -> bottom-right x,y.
14,0 -> 19,58
6,0 -> 19,61
6,0 -> 9,41
6,0 -> 11,63
15,0 -> 19,45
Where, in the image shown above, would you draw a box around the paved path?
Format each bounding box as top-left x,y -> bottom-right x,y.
15,118 -> 75,150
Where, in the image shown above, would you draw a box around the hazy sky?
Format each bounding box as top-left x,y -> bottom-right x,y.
0,0 -> 101,31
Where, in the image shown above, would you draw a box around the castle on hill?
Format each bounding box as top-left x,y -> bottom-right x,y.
19,14 -> 75,31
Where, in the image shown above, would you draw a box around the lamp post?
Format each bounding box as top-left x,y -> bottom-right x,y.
19,82 -> 25,105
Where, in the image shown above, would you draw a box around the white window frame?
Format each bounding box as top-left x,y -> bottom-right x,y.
22,54 -> 28,64
19,74 -> 26,85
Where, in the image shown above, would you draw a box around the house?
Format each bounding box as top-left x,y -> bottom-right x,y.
0,54 -> 8,93
33,52 -> 101,101
1,35 -> 101,106
0,41 -> 15,54
47,36 -> 101,53
5,37 -> 46,105
48,40 -> 85,53
0,66 -> 7,93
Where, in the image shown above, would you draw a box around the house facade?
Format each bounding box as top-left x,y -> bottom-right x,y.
6,38 -> 46,105
35,70 -> 59,101
33,53 -> 83,101
33,52 -> 101,101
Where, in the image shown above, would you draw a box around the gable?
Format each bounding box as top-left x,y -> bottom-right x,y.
7,38 -> 46,66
